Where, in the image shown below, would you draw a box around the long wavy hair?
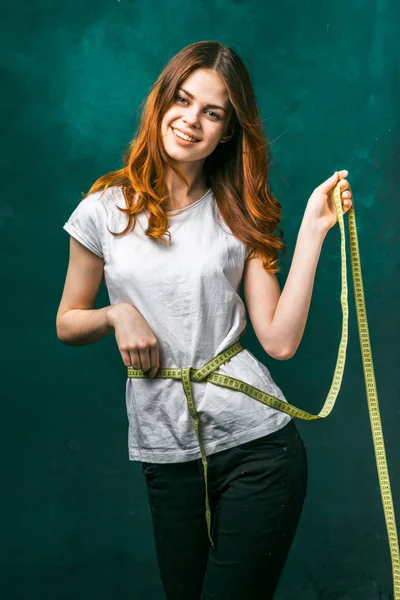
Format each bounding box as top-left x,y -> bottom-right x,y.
83,40 -> 286,273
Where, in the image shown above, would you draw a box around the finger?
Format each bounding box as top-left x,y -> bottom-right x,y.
342,200 -> 352,213
139,347 -> 151,373
122,349 -> 134,368
319,171 -> 340,193
149,344 -> 160,378
320,170 -> 349,194
129,348 -> 141,369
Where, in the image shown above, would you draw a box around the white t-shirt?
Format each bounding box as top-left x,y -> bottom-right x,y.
63,185 -> 292,463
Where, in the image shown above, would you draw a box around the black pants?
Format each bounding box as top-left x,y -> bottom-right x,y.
140,418 -> 308,600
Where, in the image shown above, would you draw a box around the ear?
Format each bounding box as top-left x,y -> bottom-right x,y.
220,132 -> 232,143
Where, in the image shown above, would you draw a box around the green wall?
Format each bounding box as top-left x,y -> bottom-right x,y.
1,1 -> 399,598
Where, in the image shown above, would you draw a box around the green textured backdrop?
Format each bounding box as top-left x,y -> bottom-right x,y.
1,1 -> 399,598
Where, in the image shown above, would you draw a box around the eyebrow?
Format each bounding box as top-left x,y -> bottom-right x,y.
178,87 -> 226,112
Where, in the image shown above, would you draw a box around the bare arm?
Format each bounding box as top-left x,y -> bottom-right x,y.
243,216 -> 326,360
269,217 -> 326,358
57,306 -> 114,346
56,236 -> 116,345
57,236 -> 160,377
244,170 -> 351,359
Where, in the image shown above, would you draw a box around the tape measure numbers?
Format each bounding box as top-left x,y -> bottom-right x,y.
128,181 -> 400,598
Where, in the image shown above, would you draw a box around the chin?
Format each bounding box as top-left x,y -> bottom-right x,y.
165,144 -> 205,162
163,146 -> 190,161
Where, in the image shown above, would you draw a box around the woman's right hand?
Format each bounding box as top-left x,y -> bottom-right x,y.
107,303 -> 160,378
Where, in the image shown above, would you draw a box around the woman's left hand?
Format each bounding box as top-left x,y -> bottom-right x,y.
304,169 -> 353,234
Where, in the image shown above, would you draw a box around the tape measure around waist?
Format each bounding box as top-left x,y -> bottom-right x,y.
127,181 -> 400,597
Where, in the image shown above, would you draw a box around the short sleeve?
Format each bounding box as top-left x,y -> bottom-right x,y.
63,192 -> 105,258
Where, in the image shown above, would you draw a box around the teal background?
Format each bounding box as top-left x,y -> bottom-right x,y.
1,0 -> 399,598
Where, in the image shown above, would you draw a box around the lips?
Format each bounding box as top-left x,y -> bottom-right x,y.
172,126 -> 201,142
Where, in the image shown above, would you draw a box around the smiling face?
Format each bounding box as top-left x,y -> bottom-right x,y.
160,68 -> 232,164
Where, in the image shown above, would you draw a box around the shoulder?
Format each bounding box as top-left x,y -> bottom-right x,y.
77,185 -> 127,221
211,195 -> 249,255
81,185 -> 121,208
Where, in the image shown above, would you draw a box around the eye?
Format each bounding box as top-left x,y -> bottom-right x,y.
175,95 -> 188,104
174,95 -> 220,120
207,110 -> 220,120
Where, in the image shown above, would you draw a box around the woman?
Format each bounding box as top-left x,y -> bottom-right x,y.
57,41 -> 353,600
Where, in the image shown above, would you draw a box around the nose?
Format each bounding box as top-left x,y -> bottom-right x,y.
182,109 -> 200,128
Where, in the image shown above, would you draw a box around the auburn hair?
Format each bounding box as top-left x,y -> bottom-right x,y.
83,40 -> 286,273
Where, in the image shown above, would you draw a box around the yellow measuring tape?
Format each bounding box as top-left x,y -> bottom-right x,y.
128,181 -> 399,598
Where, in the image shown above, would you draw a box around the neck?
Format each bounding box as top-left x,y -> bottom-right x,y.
163,162 -> 208,210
